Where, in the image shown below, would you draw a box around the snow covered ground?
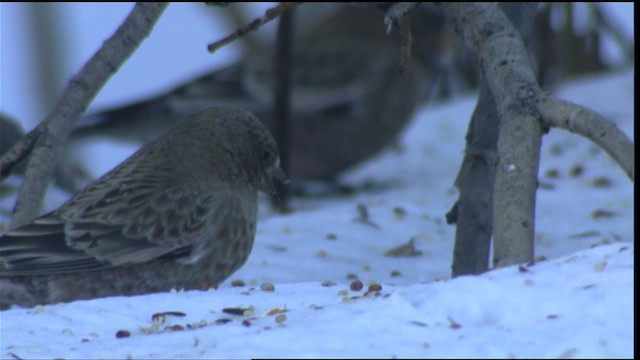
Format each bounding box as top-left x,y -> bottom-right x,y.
0,69 -> 634,358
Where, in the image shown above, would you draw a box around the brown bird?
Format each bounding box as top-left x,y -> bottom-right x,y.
58,4 -> 448,192
0,107 -> 286,308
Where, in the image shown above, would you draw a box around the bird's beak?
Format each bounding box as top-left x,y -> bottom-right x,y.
259,164 -> 289,196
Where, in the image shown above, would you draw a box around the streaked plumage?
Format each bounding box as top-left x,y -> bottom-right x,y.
0,106 -> 285,308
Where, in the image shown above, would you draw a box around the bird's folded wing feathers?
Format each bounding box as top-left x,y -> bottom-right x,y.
0,155 -> 236,275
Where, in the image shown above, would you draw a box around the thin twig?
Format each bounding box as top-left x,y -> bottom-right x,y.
0,124 -> 42,179
383,2 -> 418,75
10,2 -> 169,230
207,2 -> 302,54
536,95 -> 634,181
271,7 -> 295,212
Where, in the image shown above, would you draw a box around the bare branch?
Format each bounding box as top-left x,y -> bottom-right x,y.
207,2 -> 302,54
272,7 -> 295,212
0,125 -> 42,180
438,3 -> 633,269
10,2 -> 169,230
537,96 -> 634,181
438,3 -> 541,268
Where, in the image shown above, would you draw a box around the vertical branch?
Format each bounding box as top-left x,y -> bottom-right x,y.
10,2 -> 169,229
271,6 -> 295,212
449,80 -> 498,276
438,3 -> 541,269
448,3 -> 538,276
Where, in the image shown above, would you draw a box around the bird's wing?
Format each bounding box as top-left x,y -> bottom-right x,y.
0,148 -> 246,276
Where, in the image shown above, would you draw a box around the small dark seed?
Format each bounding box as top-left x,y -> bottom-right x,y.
569,164 -> 584,177
166,325 -> 184,331
350,280 -> 364,291
115,330 -> 130,339
222,307 -> 248,316
231,279 -> 246,287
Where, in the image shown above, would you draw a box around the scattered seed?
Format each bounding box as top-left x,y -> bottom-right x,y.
321,280 -> 336,287
582,284 -> 595,290
518,264 -> 529,273
166,325 -> 184,331
549,144 -> 562,155
309,304 -> 323,310
283,226 -> 292,234
231,279 -> 246,287
61,328 -> 74,336
115,330 -> 131,339
390,270 -> 401,277
353,203 -> 381,229
325,233 -> 337,240
222,307 -> 248,316
409,320 -> 428,327
362,265 -> 371,272
393,207 -> 407,221
591,209 -> 616,219
242,320 -> 251,327
260,283 -> 275,292
341,296 -> 355,303
350,280 -> 364,291
568,230 -> 600,239
447,316 -> 461,329
243,307 -> 255,317
385,237 -> 422,257
546,314 -> 559,319
275,314 -> 287,324
81,338 -> 90,343
544,168 -> 559,179
592,177 -> 612,188
215,318 -> 232,325
593,261 -> 607,272
538,181 -> 554,190
569,164 -> 584,177
266,308 -> 285,316
151,311 -> 186,323
316,250 -> 328,258
524,279 -> 534,286
186,320 -> 208,329
363,284 -> 382,297
423,342 -> 431,349
346,273 -> 359,280
338,290 -> 349,296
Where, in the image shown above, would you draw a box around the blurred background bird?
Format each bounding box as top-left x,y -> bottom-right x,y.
1,107 -> 285,308
56,3 -> 449,193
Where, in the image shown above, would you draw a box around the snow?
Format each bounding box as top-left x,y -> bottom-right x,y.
0,69 -> 634,358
